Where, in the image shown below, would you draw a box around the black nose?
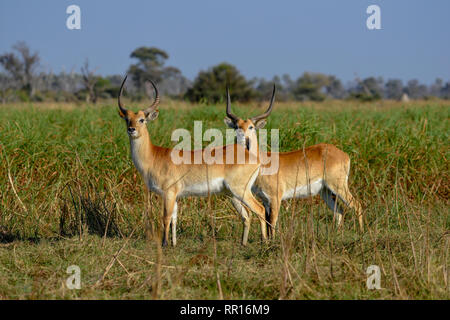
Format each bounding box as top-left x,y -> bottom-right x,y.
128,127 -> 136,133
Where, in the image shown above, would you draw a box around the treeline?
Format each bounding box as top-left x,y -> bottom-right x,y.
1,42 -> 449,104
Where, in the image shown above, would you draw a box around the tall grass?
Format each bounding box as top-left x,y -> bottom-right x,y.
0,100 -> 448,299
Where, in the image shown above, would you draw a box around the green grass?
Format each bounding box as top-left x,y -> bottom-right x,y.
0,99 -> 449,299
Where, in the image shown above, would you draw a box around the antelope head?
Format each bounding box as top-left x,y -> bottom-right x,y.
224,85 -> 276,151
118,75 -> 160,139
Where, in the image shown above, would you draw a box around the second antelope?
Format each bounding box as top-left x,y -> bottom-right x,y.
117,76 -> 267,246
224,86 -> 363,238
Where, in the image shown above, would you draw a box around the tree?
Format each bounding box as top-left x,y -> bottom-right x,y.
326,75 -> 346,99
159,66 -> 190,98
440,81 -> 450,99
128,47 -> 169,90
0,73 -> 16,103
349,76 -> 383,101
362,77 -> 384,99
254,75 -> 293,101
94,77 -> 113,100
405,79 -> 428,99
281,74 -> 295,94
80,59 -> 99,103
185,63 -> 254,103
293,72 -> 330,101
385,79 -> 403,100
255,76 -> 278,101
429,78 -> 443,98
0,41 -> 40,97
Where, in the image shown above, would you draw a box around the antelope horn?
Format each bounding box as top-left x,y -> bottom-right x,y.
225,86 -> 239,122
251,84 -> 276,123
118,75 -> 128,115
143,79 -> 160,117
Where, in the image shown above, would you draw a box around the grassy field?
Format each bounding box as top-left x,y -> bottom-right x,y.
0,99 -> 449,299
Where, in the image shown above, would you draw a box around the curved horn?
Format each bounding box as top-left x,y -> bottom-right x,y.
225,86 -> 239,122
251,84 -> 276,123
143,79 -> 160,117
118,75 -> 128,115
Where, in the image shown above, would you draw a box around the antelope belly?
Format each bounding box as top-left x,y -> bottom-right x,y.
179,178 -> 224,197
282,179 -> 323,200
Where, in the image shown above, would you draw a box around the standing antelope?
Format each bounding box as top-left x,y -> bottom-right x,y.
223,86 -> 363,238
117,76 -> 267,246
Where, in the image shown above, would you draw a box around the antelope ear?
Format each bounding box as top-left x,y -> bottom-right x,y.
224,117 -> 237,129
118,109 -> 126,119
254,119 -> 267,129
146,109 -> 159,121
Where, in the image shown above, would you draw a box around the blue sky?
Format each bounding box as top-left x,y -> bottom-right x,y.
1,0 -> 449,84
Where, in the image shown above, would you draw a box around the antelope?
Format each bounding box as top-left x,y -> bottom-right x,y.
117,76 -> 267,246
223,86 -> 363,238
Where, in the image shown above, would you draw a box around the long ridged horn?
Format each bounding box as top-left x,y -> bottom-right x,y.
143,79 -> 160,117
225,86 -> 239,122
118,75 -> 128,115
251,84 -> 276,123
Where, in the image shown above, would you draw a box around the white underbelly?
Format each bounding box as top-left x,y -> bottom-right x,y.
179,178 -> 225,197
282,179 -> 323,200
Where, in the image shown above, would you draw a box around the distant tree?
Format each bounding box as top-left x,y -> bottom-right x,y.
185,63 -> 254,103
281,74 -> 295,94
254,74 -> 296,101
104,74 -> 126,98
326,75 -> 346,99
293,72 -> 330,101
77,67 -> 113,103
349,76 -> 383,101
127,46 -> 189,99
363,77 -> 384,98
253,76 -> 277,101
33,70 -> 54,93
0,73 -> 16,103
277,75 -> 291,100
385,79 -> 403,100
429,78 -> 443,98
94,77 -> 113,99
56,69 -> 82,94
159,66 -> 190,97
0,41 -> 40,97
128,47 -> 169,89
80,59 -> 99,103
405,79 -> 428,99
440,81 -> 450,99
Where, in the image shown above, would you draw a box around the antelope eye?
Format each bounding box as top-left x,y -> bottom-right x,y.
249,126 -> 254,130
139,118 -> 145,123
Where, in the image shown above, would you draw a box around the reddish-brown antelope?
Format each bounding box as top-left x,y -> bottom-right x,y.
117,76 -> 267,246
223,86 -> 363,238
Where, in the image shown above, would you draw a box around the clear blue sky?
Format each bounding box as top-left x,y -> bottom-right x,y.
1,0 -> 449,84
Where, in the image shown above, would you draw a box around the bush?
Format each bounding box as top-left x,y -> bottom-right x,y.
293,72 -> 329,101
16,89 -> 30,102
185,63 -> 254,104
348,92 -> 382,102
